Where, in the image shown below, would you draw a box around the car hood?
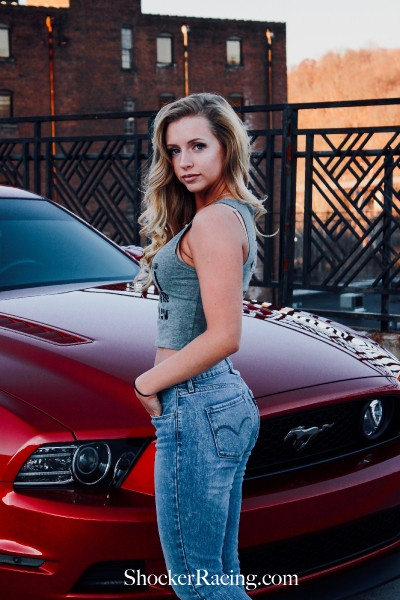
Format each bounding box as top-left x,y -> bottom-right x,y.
0,284 -> 399,437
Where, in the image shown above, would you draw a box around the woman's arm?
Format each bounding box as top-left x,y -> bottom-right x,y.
135,204 -> 247,411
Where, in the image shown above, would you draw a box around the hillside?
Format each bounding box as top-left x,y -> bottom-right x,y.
288,47 -> 400,129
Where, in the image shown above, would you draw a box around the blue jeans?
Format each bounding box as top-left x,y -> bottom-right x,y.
151,358 -> 260,599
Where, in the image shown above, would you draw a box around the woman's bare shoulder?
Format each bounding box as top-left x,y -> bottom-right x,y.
191,201 -> 242,230
189,202 -> 246,253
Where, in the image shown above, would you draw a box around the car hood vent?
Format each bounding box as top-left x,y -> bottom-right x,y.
0,313 -> 92,346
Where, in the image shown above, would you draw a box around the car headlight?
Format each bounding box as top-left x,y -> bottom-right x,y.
72,443 -> 111,485
360,398 -> 394,441
14,438 -> 149,488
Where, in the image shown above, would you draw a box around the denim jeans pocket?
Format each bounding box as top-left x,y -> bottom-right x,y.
151,411 -> 176,426
205,395 -> 253,459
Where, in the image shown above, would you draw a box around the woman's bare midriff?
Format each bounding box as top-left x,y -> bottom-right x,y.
155,346 -> 179,366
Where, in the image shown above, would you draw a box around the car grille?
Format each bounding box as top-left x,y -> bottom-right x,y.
71,560 -> 146,594
244,398 -> 400,479
239,503 -> 400,583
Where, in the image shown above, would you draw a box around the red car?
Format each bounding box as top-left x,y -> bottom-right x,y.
1,185 -> 400,600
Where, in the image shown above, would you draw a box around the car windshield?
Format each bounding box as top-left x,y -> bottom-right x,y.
0,199 -> 139,291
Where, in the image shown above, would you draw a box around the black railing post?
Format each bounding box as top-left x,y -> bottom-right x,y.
147,116 -> 154,170
141,116 -> 156,246
45,141 -> 53,200
278,105 -> 298,306
132,138 -> 142,245
302,134 -> 314,287
33,120 -> 41,195
263,131 -> 275,286
22,141 -> 30,190
381,152 -> 394,332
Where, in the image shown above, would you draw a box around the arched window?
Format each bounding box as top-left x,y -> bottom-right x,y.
0,91 -> 12,118
157,33 -> 173,65
226,36 -> 241,66
0,24 -> 10,59
159,92 -> 175,109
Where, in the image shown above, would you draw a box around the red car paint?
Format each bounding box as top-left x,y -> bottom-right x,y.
1,187 -> 400,599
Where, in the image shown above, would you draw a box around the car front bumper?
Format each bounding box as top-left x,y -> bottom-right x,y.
2,434 -> 400,599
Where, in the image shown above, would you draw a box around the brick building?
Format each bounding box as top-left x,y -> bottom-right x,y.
0,0 -> 286,136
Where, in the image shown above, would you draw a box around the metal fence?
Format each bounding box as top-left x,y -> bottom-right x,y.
1,98 -> 400,330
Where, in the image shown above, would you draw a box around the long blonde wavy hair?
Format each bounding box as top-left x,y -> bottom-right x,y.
136,93 -> 266,290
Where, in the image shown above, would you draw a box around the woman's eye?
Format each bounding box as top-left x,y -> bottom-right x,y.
194,143 -> 205,150
169,148 -> 180,156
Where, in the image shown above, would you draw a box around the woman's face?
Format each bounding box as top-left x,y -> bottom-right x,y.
165,115 -> 226,195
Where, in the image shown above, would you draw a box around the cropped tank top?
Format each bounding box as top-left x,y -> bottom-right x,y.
151,198 -> 257,350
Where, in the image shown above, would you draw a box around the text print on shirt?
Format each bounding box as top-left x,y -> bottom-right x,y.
152,263 -> 169,320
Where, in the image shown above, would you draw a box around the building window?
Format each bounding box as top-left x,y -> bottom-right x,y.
228,93 -> 244,120
124,97 -> 135,135
0,91 -> 12,118
158,92 -> 175,110
121,27 -> 132,70
227,37 -> 241,66
157,34 -> 172,65
0,24 -> 10,59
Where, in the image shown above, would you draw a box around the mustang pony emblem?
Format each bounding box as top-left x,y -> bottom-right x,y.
284,423 -> 334,450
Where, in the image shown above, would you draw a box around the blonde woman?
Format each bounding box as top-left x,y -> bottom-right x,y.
134,93 -> 263,599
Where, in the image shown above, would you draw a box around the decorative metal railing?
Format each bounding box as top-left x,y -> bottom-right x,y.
1,99 -> 400,329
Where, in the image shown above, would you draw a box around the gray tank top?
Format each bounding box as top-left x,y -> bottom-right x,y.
151,198 -> 257,350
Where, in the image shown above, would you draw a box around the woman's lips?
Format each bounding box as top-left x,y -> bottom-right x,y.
182,174 -> 200,183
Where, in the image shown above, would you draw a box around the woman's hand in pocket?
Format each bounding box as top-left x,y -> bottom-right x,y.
135,389 -> 163,417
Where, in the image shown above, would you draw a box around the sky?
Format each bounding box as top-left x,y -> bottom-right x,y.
143,0 -> 400,67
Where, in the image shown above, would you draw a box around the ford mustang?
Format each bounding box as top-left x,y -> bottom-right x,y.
1,185 -> 400,599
